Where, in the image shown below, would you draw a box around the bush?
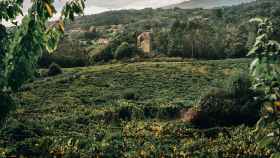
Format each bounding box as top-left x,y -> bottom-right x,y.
114,42 -> 133,60
118,106 -> 143,121
122,88 -> 138,100
193,89 -> 238,127
48,63 -> 63,77
0,93 -> 16,126
182,73 -> 262,128
38,54 -> 88,68
90,47 -> 114,63
118,106 -> 133,121
1,119 -> 40,143
225,72 -> 251,98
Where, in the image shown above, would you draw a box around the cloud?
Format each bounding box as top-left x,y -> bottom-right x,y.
121,0 -> 189,9
3,0 -> 188,26
21,0 -> 189,14
86,0 -> 189,11
87,0 -> 136,9
84,6 -> 111,15
85,0 -> 189,14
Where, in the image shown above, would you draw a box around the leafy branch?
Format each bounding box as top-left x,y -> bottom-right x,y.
249,18 -> 280,158
0,0 -> 85,91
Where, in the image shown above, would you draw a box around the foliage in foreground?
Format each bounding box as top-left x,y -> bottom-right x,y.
0,0 -> 85,123
248,18 -> 280,157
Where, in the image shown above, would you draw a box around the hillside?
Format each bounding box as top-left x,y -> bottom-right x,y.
40,0 -> 280,69
2,0 -> 280,157
1,59 -> 272,157
66,0 -> 270,30
164,0 -> 256,9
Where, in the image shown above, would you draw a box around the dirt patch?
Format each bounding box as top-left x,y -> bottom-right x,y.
223,68 -> 235,76
192,66 -> 208,75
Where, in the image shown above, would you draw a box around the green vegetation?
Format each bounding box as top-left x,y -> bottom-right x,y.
1,0 -> 280,157
0,0 -> 85,124
1,58 -> 272,157
43,0 -> 280,68
0,93 -> 15,125
248,18 -> 280,102
248,18 -> 280,157
114,42 -> 133,60
48,63 -> 63,77
185,72 -> 262,128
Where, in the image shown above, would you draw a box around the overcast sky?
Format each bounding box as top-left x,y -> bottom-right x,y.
23,0 -> 189,14
2,0 -> 187,26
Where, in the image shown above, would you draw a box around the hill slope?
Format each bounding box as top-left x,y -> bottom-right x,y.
0,59 -> 271,157
164,0 -> 256,9
50,0 -> 280,68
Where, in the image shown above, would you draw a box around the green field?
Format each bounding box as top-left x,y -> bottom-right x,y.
0,59 -> 271,157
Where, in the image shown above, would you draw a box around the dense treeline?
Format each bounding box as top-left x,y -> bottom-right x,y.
123,0 -> 280,59
152,18 -> 250,59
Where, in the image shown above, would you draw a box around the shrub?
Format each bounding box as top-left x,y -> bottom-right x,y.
84,31 -> 100,40
118,106 -> 133,121
48,63 -> 63,77
38,54 -> 88,68
122,88 -> 138,100
225,72 -> 251,98
192,88 -> 237,127
0,93 -> 16,126
117,102 -> 143,121
90,47 -> 114,63
1,119 -> 38,143
114,42 -> 133,60
182,73 -> 262,128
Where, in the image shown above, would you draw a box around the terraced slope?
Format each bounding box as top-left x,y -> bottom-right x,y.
0,59 -> 271,157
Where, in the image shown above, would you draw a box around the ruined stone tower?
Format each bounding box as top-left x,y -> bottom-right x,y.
137,32 -> 152,54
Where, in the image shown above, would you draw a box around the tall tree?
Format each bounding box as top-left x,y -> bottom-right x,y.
0,0 -> 85,91
168,20 -> 186,57
0,0 -> 85,123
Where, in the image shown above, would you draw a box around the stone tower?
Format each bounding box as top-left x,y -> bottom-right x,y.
137,32 -> 152,53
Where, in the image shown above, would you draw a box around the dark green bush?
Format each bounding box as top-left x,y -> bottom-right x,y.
184,73 -> 262,128
225,72 -> 251,98
143,106 -> 159,118
0,93 -> 15,126
118,106 -> 133,121
122,88 -> 138,100
15,138 -> 51,157
117,104 -> 143,121
90,47 -> 114,63
38,54 -> 88,68
2,120 -> 37,143
114,42 -> 133,60
192,88 -> 237,127
48,63 -> 63,77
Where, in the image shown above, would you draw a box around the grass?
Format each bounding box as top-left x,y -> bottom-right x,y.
0,59 -> 271,157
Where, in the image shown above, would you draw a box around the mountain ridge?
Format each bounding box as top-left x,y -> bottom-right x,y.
164,0 -> 256,9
